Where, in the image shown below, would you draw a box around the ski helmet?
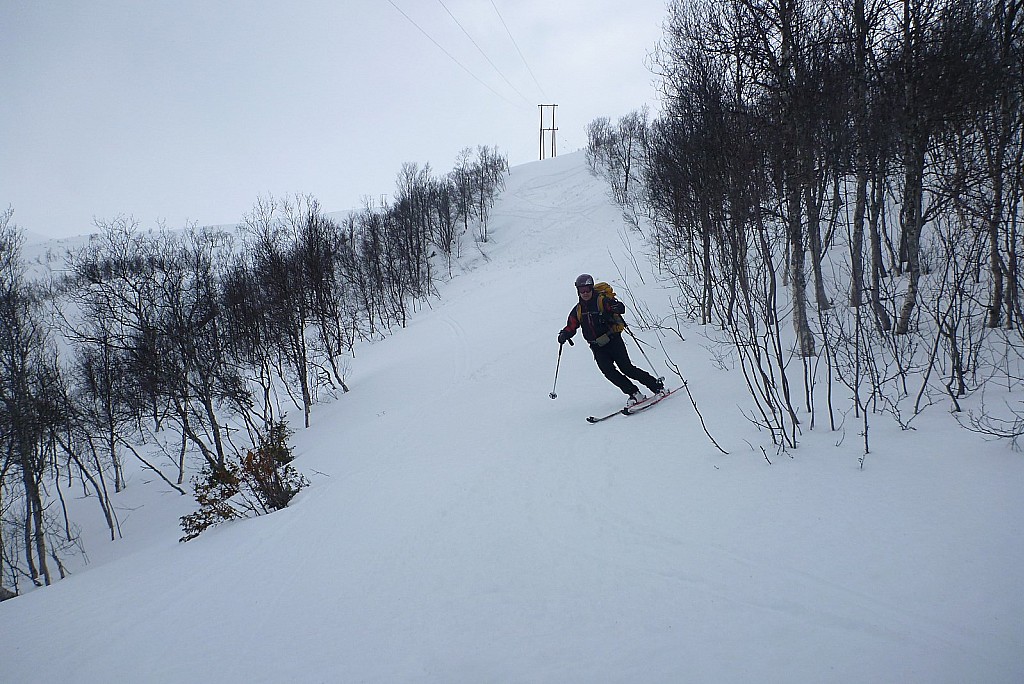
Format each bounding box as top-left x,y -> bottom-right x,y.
574,273 -> 594,289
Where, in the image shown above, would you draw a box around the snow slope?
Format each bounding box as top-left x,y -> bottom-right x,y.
2,152 -> 1023,683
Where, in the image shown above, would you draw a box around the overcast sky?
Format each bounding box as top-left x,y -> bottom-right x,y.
2,1 -> 668,239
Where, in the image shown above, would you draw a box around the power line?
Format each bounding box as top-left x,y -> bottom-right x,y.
489,0 -> 548,102
435,0 -> 533,108
386,0 -> 520,109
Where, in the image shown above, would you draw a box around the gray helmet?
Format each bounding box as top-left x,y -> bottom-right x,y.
574,273 -> 594,289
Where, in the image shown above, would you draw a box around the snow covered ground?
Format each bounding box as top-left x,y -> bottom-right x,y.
2,152 -> 1023,683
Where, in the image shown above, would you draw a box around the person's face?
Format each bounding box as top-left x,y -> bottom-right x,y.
577,284 -> 593,301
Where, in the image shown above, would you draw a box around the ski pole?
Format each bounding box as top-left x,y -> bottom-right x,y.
550,339 -> 572,398
624,326 -> 658,374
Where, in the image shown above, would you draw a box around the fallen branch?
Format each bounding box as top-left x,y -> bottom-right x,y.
667,361 -> 729,455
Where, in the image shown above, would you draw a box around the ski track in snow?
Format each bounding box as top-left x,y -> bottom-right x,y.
2,153 -> 1022,684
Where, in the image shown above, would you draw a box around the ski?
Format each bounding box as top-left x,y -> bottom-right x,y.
586,386 -> 678,423
622,386 -> 679,415
586,408 -> 624,423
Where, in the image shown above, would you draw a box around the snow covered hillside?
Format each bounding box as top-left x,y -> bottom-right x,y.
2,152 -> 1023,683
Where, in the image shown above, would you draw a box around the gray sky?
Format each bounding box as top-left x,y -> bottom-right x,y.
2,0 -> 667,239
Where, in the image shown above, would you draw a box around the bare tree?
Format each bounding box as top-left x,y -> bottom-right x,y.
633,0 -> 1023,450
0,209 -> 67,587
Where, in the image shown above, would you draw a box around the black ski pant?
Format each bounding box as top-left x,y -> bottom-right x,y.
590,333 -> 659,396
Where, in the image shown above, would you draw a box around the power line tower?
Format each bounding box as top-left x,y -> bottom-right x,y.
538,104 -> 557,160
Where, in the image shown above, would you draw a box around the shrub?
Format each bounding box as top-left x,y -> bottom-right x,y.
179,420 -> 308,542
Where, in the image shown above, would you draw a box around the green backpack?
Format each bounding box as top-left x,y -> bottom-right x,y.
578,281 -> 626,334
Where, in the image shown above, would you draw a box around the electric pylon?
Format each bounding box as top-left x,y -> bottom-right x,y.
539,104 -> 557,159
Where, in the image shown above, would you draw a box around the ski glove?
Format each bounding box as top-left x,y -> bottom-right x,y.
558,330 -> 572,345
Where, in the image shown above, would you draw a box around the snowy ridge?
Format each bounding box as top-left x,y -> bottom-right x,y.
2,152 -> 1022,683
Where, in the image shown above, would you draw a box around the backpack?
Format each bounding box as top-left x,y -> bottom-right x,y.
578,281 -> 626,334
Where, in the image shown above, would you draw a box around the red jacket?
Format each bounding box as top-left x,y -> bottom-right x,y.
561,295 -> 625,343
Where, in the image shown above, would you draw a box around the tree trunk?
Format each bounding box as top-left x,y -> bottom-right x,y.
22,457 -> 51,586
896,144 -> 925,335
868,171 -> 893,330
804,182 -> 831,310
787,182 -> 816,356
850,172 -> 868,307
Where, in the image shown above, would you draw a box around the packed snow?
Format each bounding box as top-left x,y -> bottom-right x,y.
2,152 -> 1022,683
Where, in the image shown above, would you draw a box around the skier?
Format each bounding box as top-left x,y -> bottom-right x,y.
557,273 -> 664,407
